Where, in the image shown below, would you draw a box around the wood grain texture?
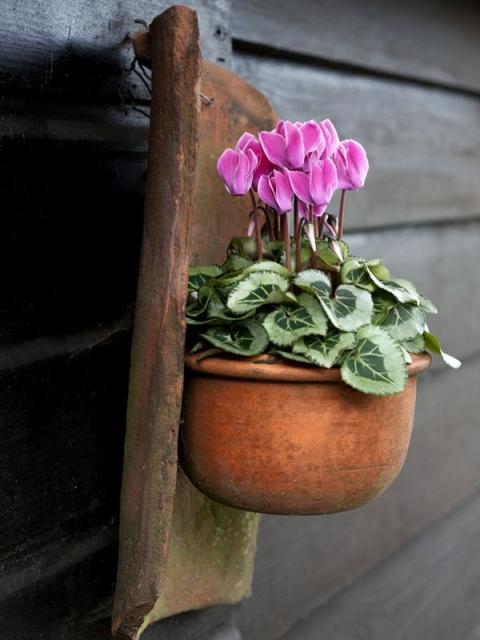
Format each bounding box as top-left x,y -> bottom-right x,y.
232,0 -> 480,93
0,0 -> 231,100
233,52 -> 480,229
235,356 -> 480,639
282,490 -> 480,640
112,7 -> 202,637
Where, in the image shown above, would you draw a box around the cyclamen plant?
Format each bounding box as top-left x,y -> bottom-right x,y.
186,119 -> 460,396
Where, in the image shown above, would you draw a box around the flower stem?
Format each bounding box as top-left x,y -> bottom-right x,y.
249,189 -> 263,260
337,189 -> 346,240
281,214 -> 291,272
294,197 -> 302,273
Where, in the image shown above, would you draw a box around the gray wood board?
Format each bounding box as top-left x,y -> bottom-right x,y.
232,0 -> 480,94
0,0 -> 231,100
235,355 -> 480,639
282,490 -> 480,640
233,52 -> 480,228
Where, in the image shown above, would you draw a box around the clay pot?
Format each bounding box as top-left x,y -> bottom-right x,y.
181,353 -> 431,515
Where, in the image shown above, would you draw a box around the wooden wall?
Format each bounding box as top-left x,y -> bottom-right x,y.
1,1 -> 479,639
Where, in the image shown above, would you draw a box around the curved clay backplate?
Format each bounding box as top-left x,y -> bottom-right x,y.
112,7 -> 278,639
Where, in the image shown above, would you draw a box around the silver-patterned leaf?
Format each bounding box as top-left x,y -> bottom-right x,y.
188,266 -> 222,290
378,302 -> 426,340
263,294 -> 328,347
293,330 -> 355,368
341,258 -> 376,291
366,268 -> 420,305
402,334 -> 426,354
341,326 -> 408,396
199,320 -> 269,356
227,272 -> 290,314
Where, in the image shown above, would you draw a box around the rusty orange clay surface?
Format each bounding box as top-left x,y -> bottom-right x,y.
181,353 -> 431,515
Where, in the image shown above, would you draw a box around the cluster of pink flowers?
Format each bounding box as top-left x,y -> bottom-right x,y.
217,119 -> 369,217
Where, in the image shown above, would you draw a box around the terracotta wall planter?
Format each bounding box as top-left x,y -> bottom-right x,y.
181,353 -> 431,515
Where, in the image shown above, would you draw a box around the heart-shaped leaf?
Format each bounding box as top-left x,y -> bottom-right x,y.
188,266 -> 222,291
227,271 -> 291,314
200,320 -> 269,356
377,302 -> 426,340
293,329 -> 355,368
341,326 -> 408,396
262,293 -> 328,347
341,258 -> 376,291
366,268 -> 420,305
402,334 -> 426,354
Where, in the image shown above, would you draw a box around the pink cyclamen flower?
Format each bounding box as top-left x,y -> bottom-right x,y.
319,119 -> 340,158
217,147 -> 259,195
235,132 -> 274,190
259,121 -> 306,170
287,157 -> 338,208
333,139 -> 369,190
257,169 -> 293,213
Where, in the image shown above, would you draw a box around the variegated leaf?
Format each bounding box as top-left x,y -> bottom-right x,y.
341,326 -> 408,396
188,266 -> 222,290
341,258 -> 376,291
200,320 -> 269,356
366,268 -> 420,305
262,293 -> 328,347
378,302 -> 426,340
293,330 -> 355,368
402,334 -> 426,354
227,272 -> 291,314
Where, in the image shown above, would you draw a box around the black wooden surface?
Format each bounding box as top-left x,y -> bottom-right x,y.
0,1 -> 479,639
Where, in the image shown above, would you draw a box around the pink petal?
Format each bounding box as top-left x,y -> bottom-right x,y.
312,204 -> 328,217
309,158 -> 338,205
259,131 -> 287,168
217,148 -> 238,195
232,149 -> 251,195
344,139 -> 369,189
300,120 -> 325,155
257,173 -> 278,210
273,169 -> 293,213
320,119 -> 340,157
284,121 -> 305,168
287,170 -> 311,203
297,200 -> 309,219
236,131 -> 258,152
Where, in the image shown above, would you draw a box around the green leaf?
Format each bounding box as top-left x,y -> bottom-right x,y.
293,329 -> 355,368
188,266 -> 222,290
377,302 -> 426,340
372,289 -> 397,323
199,320 -> 269,356
417,291 -> 438,314
262,293 -> 328,347
341,258 -> 376,291
400,346 -> 413,364
227,236 -> 259,260
221,254 -> 253,274
295,270 -> 373,331
402,334 -> 426,354
366,268 -> 420,305
185,286 -> 213,317
341,326 -> 408,396
274,349 -> 312,365
215,260 -> 291,288
227,271 -> 290,314
424,331 -> 461,369
367,261 -> 390,281
263,240 -> 286,262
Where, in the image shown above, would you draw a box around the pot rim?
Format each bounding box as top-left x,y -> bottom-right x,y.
185,351 -> 431,383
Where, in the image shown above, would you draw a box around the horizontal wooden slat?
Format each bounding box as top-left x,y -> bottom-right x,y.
233,53 -> 480,229
0,0 -> 231,100
232,0 -> 480,94
0,340 -> 129,553
235,355 -> 480,639
283,491 -> 480,640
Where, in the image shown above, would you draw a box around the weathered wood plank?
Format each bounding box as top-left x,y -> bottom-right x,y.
0,340 -> 128,554
232,0 -> 480,94
282,490 -> 480,640
233,53 -> 480,228
236,356 -> 480,639
0,0 -> 231,100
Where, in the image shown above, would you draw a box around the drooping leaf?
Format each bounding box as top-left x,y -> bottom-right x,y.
199,320 -> 269,356
227,271 -> 291,314
377,302 -> 426,340
366,268 -> 420,305
274,349 -> 312,365
293,329 -> 355,368
262,294 -> 328,347
215,260 -> 291,288
341,326 -> 408,396
185,286 -> 213,317
367,261 -> 390,281
221,254 -> 253,274
417,291 -> 438,314
188,266 -> 222,291
424,331 -> 461,369
372,289 -> 397,323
